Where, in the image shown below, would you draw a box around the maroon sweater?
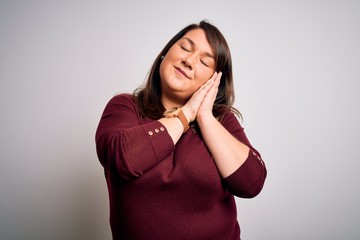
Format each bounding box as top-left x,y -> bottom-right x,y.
95,94 -> 267,240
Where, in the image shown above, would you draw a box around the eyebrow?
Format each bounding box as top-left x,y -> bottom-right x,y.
183,37 -> 214,59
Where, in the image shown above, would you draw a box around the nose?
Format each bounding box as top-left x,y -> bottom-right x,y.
183,54 -> 195,70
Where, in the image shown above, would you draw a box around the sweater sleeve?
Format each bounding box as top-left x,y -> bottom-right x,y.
220,112 -> 267,198
95,94 -> 174,180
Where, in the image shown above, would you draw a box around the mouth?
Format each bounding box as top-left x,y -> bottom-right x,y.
174,66 -> 189,79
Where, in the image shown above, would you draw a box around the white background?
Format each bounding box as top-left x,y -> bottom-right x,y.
1,0 -> 359,239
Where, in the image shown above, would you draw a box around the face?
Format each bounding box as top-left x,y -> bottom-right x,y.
159,29 -> 216,107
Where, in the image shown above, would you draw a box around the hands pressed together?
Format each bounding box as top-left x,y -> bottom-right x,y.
158,71 -> 223,145
182,71 -> 222,123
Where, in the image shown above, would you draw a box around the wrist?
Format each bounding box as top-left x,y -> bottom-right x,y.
180,106 -> 192,124
163,107 -> 189,132
196,113 -> 216,125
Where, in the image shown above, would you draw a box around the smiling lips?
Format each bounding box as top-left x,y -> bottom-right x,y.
174,67 -> 189,79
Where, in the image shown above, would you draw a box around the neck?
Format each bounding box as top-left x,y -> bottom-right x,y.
161,94 -> 186,110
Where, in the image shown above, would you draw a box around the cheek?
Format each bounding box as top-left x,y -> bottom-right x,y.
165,46 -> 180,60
159,61 -> 166,81
160,49 -> 179,76
196,68 -> 214,85
159,57 -> 172,78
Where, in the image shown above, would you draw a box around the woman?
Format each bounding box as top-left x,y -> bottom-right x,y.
96,20 -> 266,240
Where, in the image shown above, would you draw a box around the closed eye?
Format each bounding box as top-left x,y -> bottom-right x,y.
201,59 -> 209,67
181,45 -> 190,52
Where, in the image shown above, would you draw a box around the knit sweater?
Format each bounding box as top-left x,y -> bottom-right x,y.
95,94 -> 267,240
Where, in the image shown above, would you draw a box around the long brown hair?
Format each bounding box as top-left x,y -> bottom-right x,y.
133,20 -> 240,120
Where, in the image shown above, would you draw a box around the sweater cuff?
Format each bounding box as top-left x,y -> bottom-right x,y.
222,149 -> 266,198
140,121 -> 174,163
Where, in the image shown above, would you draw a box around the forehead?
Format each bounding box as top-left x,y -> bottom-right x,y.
181,29 -> 213,55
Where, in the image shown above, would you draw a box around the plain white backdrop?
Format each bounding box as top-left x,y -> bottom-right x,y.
1,0 -> 359,239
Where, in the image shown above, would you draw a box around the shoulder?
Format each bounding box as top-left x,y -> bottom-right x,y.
219,110 -> 244,130
104,93 -> 138,112
108,93 -> 135,106
220,110 -> 241,125
111,93 -> 135,102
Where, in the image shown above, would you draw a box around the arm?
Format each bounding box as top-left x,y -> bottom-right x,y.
206,112 -> 267,198
197,115 -> 250,178
185,73 -> 266,197
95,79 -> 216,180
95,94 -> 174,180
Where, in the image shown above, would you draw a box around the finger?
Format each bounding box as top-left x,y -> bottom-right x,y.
190,72 -> 218,107
209,71 -> 218,81
208,72 -> 221,93
205,72 -> 217,86
204,72 -> 221,99
214,71 -> 222,87
195,80 -> 213,96
201,72 -> 218,90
